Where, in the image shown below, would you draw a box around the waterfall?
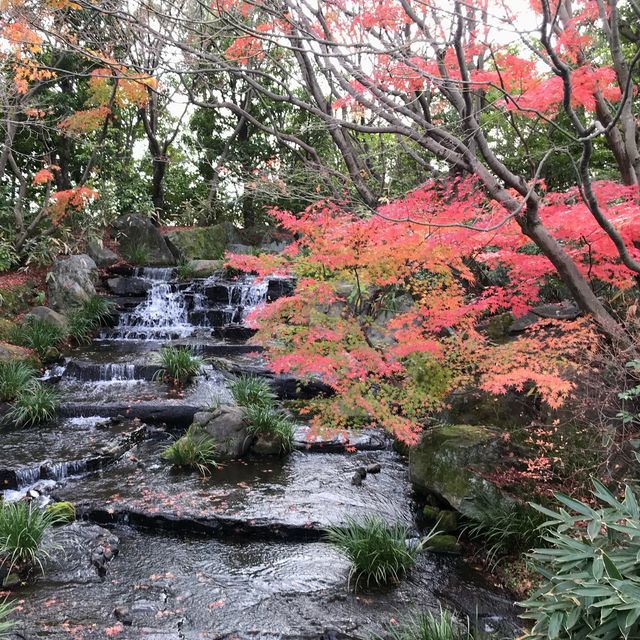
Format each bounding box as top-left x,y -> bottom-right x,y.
98,364 -> 137,381
15,465 -> 41,488
109,268 -> 192,340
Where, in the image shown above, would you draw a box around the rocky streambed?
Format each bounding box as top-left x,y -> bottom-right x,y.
2,266 -> 520,639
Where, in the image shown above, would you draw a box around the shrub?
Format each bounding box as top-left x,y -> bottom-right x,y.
0,598 -> 14,637
0,361 -> 36,402
464,494 -> 549,567
155,346 -> 202,386
375,609 -> 473,640
123,243 -> 151,266
230,374 -> 276,408
161,425 -> 218,475
245,404 -> 294,453
325,515 -> 417,590
10,317 -> 66,360
7,381 -> 58,427
0,501 -> 61,574
520,480 -> 640,639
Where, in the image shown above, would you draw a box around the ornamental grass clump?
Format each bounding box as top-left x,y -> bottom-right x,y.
464,494 -> 549,567
7,381 -> 58,427
0,501 -> 61,575
0,361 -> 36,402
325,515 -> 417,590
520,479 -> 640,639
0,598 -> 14,637
230,374 -> 276,408
67,295 -> 115,345
10,317 -> 66,361
155,346 -> 202,387
245,404 -> 294,453
161,425 -> 218,475
375,609 -> 473,640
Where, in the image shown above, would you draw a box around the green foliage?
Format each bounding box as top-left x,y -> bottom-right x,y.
325,516 -> 418,590
161,425 -> 218,475
10,317 -> 66,360
155,346 -> 202,386
45,501 -> 76,524
122,243 -> 151,266
67,295 -> 115,345
7,381 -> 58,427
0,361 -> 36,402
0,241 -> 18,274
176,258 -> 196,280
617,359 -> 640,426
520,480 -> 640,639
245,404 -> 294,453
0,598 -> 15,637
374,609 -> 473,640
464,495 -> 549,567
0,501 -> 61,574
230,374 -> 276,409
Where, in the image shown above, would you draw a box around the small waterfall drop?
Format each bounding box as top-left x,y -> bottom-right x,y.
109,268 -> 192,340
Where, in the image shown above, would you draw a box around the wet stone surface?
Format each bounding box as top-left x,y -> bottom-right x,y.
57,444 -> 414,538
13,525 -> 519,640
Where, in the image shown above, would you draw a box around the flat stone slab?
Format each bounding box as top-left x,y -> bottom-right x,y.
57,443 -> 412,539
293,425 -> 390,452
0,417 -> 145,491
11,527 -> 519,639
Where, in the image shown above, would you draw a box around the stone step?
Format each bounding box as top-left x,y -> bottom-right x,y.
57,446 -> 413,539
0,417 -> 144,491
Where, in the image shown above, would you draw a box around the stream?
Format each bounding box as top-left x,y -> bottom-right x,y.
1,267 -> 519,639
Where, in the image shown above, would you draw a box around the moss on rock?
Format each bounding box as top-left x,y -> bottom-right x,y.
164,222 -> 242,261
409,424 -> 509,519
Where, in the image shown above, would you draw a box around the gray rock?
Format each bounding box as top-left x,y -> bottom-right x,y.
197,406 -> 251,459
365,463 -> 381,474
87,239 -> 118,267
251,434 -> 282,456
227,243 -> 255,255
107,276 -> 152,297
409,424 -> 510,519
112,214 -> 175,266
25,306 -> 67,329
48,254 -> 97,311
189,259 -> 224,277
509,301 -> 581,333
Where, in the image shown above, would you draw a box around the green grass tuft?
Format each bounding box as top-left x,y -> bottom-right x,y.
161,425 -> 218,475
325,515 -> 417,590
122,243 -> 151,266
0,598 -> 15,637
67,295 -> 115,345
245,404 -> 294,453
0,501 -> 62,575
155,346 -> 202,387
10,317 -> 66,361
176,258 -> 196,280
230,374 -> 276,408
0,361 -> 36,402
374,609 -> 474,640
7,381 -> 58,427
463,495 -> 548,567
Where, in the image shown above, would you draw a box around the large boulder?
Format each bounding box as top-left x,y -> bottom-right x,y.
112,214 -> 175,266
0,341 -> 36,364
409,424 -> 510,518
163,222 -> 242,261
192,406 -> 251,459
106,277 -> 152,297
48,254 -> 97,311
86,239 -> 119,268
25,306 -> 67,330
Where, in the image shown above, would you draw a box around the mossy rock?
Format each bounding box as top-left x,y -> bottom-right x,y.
46,501 -> 76,524
424,534 -> 461,555
486,312 -> 514,340
409,424 -> 509,519
163,222 -> 242,261
0,319 -> 17,341
0,282 -> 38,318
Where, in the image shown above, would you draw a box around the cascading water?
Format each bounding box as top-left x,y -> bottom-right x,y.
108,268 -> 192,340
